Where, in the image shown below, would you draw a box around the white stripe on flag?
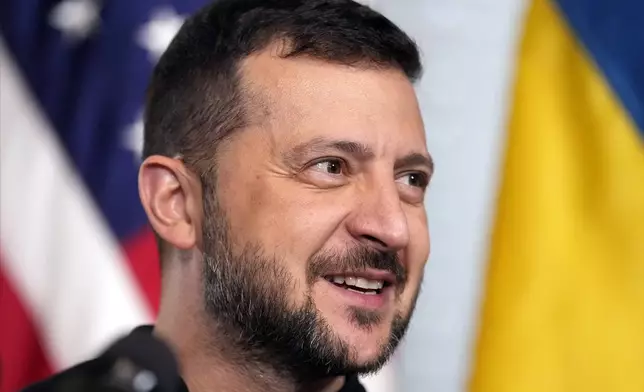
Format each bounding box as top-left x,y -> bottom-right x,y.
0,39 -> 152,370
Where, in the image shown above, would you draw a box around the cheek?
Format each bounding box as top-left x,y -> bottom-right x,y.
223,177 -> 352,273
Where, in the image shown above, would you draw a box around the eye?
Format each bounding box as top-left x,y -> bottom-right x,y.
397,172 -> 429,189
310,158 -> 346,175
300,158 -> 349,188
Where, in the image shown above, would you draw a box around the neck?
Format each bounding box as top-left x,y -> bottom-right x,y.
154,264 -> 345,392
155,312 -> 346,392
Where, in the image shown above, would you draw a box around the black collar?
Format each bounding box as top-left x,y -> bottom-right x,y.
135,326 -> 366,392
176,375 -> 366,392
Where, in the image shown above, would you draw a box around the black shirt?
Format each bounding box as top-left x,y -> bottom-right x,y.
22,326 -> 366,392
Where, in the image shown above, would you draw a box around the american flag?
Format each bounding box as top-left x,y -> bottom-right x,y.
1,0 -> 206,390
0,1 -> 393,391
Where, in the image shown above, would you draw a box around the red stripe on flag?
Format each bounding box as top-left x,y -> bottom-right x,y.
122,227 -> 161,315
0,259 -> 52,392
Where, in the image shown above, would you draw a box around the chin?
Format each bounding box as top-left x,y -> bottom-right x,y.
344,337 -> 394,376
330,310 -> 395,362
311,281 -> 409,373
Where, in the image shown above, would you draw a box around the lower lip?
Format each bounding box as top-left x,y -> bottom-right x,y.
323,280 -> 392,309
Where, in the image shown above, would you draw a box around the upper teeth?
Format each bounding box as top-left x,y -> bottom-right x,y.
332,276 -> 384,290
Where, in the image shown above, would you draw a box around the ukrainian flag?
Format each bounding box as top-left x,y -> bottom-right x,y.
470,0 -> 644,391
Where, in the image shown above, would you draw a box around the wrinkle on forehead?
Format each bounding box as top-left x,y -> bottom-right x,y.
237,46 -> 426,155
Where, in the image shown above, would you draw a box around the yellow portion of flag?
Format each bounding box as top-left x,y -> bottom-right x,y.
469,0 -> 644,391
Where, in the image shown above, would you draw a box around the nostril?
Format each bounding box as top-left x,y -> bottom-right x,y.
361,235 -> 388,250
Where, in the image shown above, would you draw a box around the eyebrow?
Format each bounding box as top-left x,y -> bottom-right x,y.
395,152 -> 434,175
286,137 -> 434,174
289,137 -> 375,161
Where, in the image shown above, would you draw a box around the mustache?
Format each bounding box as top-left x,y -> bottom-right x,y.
307,246 -> 407,286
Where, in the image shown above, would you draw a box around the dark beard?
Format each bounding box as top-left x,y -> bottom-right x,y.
200,190 -> 418,381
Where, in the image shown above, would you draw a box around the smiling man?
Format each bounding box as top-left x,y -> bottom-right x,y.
140,0 -> 431,390
24,1 -> 432,392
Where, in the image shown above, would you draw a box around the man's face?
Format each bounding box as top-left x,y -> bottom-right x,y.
202,50 -> 431,376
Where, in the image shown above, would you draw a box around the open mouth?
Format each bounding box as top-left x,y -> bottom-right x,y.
324,275 -> 393,295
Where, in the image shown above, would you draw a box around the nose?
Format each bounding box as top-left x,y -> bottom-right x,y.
346,180 -> 410,252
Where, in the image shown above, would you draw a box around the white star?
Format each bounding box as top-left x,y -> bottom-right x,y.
50,0 -> 100,41
136,7 -> 185,63
123,114 -> 144,162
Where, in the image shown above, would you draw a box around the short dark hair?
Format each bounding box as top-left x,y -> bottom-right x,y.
143,0 -> 422,164
143,0 -> 422,256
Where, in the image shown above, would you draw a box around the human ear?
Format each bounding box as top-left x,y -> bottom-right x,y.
138,155 -> 202,250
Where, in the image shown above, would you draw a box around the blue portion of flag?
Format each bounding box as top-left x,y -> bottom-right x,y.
555,0 -> 644,137
0,0 -> 210,240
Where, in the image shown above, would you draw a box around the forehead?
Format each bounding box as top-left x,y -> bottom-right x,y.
239,49 -> 427,154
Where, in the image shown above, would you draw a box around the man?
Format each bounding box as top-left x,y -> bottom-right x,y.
25,0 -> 432,391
